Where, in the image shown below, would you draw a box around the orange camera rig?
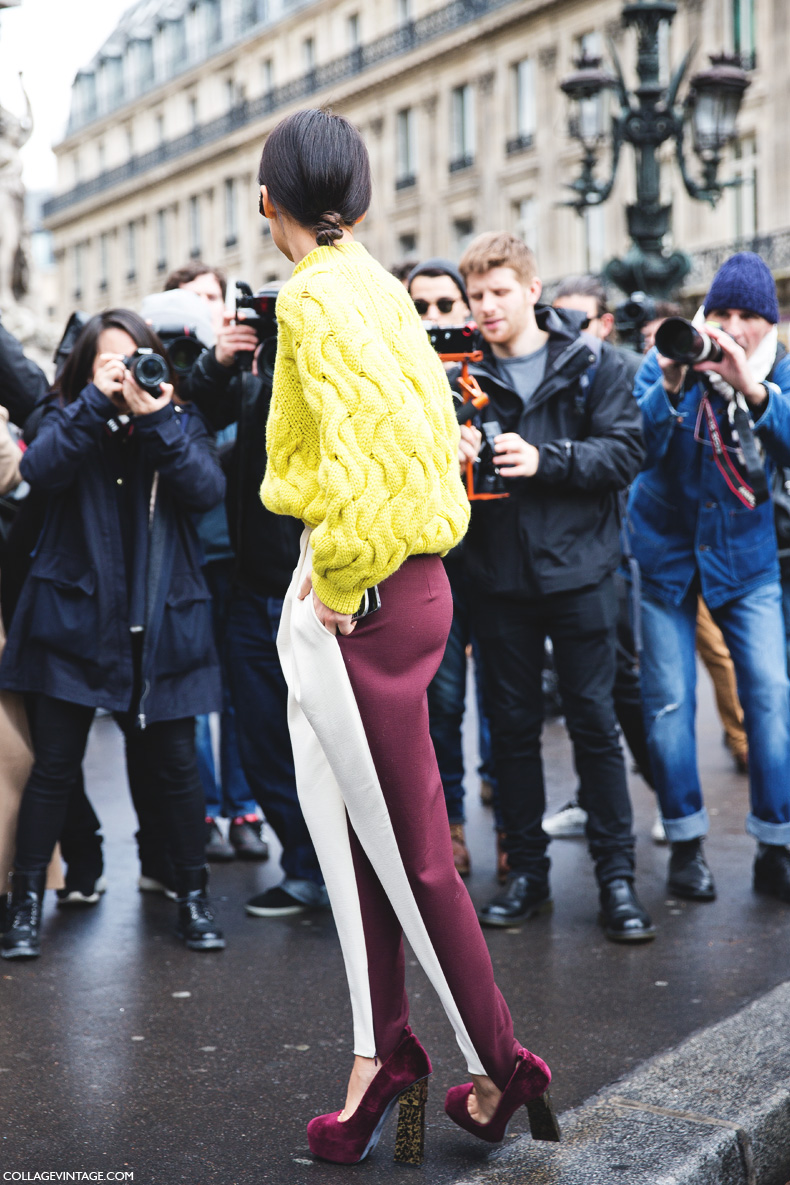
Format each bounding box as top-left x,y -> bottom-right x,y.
431,327 -> 509,502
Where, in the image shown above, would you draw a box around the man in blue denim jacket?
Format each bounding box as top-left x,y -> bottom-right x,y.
628,252 -> 790,903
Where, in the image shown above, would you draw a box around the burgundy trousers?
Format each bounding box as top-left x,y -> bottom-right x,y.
278,539 -> 520,1089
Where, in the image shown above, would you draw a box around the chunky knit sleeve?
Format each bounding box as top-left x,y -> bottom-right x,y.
263,267 -> 468,613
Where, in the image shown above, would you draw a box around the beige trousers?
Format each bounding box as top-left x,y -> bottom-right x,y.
696,597 -> 748,763
0,593 -> 63,891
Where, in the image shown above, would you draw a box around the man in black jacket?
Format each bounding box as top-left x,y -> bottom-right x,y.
181,292 -> 328,917
457,232 -> 654,942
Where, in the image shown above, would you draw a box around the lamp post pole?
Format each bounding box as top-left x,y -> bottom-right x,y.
559,0 -> 751,296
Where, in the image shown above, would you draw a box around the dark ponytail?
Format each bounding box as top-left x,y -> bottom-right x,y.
258,109 -> 371,247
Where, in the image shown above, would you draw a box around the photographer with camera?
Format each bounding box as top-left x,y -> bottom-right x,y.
0,309 -> 227,958
629,251 -> 790,903
405,259 -> 500,878
180,276 -> 329,919
456,233 -> 652,942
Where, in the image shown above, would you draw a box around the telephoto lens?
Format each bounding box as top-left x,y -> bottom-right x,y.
123,349 -> 170,396
654,317 -> 724,366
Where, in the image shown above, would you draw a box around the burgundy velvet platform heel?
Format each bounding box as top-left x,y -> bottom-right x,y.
444,1047 -> 560,1145
307,1027 -> 432,1165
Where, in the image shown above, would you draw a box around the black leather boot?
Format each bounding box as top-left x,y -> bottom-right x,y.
477,874 -> 552,928
668,839 -> 716,901
175,867 -> 225,951
753,843 -> 790,903
1,870 -> 46,960
599,878 -> 656,943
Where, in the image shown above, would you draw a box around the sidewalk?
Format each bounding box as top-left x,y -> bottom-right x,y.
453,980 -> 790,1185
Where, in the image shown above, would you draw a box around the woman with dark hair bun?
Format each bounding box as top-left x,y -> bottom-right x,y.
258,108 -> 559,1165
0,309 -> 226,958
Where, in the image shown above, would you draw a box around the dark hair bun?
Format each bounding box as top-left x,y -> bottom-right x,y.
258,109 -> 371,249
315,212 -> 345,247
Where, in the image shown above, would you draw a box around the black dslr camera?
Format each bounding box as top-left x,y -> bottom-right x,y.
122,348 -> 170,396
654,317 -> 724,365
614,291 -> 657,353
426,322 -> 508,501
228,281 -> 279,373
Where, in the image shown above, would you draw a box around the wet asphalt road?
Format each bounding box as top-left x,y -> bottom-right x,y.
2,668 -> 789,1185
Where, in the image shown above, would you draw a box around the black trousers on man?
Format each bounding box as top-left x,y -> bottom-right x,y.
471,574 -> 635,888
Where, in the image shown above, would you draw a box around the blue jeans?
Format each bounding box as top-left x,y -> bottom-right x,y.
781,578 -> 790,675
641,581 -> 790,844
427,563 -> 499,826
196,560 -> 257,819
225,587 -> 325,898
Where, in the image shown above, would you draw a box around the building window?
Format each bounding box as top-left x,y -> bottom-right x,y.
73,153 -> 82,186
126,125 -> 135,159
303,37 -> 315,72
450,85 -> 475,171
224,179 -> 238,248
98,233 -> 109,291
453,218 -> 475,256
508,59 -> 536,154
261,58 -> 274,94
97,140 -> 106,173
156,113 -> 165,144
189,196 -> 202,258
733,136 -> 758,240
241,0 -> 260,26
513,197 -> 538,252
347,13 -> 360,47
398,232 -> 417,259
188,95 -> 199,129
396,0 -> 411,24
156,209 -> 168,272
396,108 -> 417,188
225,77 -> 236,109
126,222 -> 137,283
733,0 -> 756,68
73,241 -> 85,300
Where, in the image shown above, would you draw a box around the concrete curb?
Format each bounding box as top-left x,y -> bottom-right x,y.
451,980 -> 790,1184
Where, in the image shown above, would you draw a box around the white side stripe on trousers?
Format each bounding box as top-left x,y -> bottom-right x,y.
277,531 -> 485,1074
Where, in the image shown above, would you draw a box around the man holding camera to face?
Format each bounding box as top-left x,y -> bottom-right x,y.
178,272 -> 329,919
456,232 -> 652,942
629,251 -> 790,904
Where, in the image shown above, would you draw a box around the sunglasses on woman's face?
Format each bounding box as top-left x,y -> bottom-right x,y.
413,297 -> 456,315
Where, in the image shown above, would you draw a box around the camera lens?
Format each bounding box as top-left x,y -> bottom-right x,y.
131,352 -> 169,392
654,317 -> 723,366
166,337 -> 203,375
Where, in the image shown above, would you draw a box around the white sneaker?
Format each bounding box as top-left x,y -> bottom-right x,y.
651,811 -> 669,845
56,875 -> 107,907
542,801 -> 588,838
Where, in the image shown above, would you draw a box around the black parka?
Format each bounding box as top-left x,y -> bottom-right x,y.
459,306 -> 645,598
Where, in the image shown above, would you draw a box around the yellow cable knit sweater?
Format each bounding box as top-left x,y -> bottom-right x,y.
262,241 -> 470,614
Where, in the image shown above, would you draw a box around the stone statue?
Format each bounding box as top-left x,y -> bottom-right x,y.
0,72 -> 32,314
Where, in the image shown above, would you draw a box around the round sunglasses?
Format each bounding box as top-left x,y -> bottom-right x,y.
413,297 -> 457,315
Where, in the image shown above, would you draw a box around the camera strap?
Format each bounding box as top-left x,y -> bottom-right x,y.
700,395 -> 767,509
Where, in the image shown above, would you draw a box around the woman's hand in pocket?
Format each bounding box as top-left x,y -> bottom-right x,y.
298,570 -> 356,636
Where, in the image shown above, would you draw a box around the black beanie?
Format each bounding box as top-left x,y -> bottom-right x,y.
406,258 -> 469,306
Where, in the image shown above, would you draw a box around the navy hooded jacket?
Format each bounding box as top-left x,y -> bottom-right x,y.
0,382 -> 224,724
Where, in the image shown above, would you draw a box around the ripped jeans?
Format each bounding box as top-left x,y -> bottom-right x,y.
640,582 -> 790,845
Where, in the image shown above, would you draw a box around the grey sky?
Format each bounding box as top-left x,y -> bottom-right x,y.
0,0 -> 132,191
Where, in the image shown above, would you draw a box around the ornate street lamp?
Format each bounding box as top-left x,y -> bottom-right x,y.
559,0 -> 751,296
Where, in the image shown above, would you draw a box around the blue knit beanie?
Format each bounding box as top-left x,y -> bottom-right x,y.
704,251 -> 778,323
